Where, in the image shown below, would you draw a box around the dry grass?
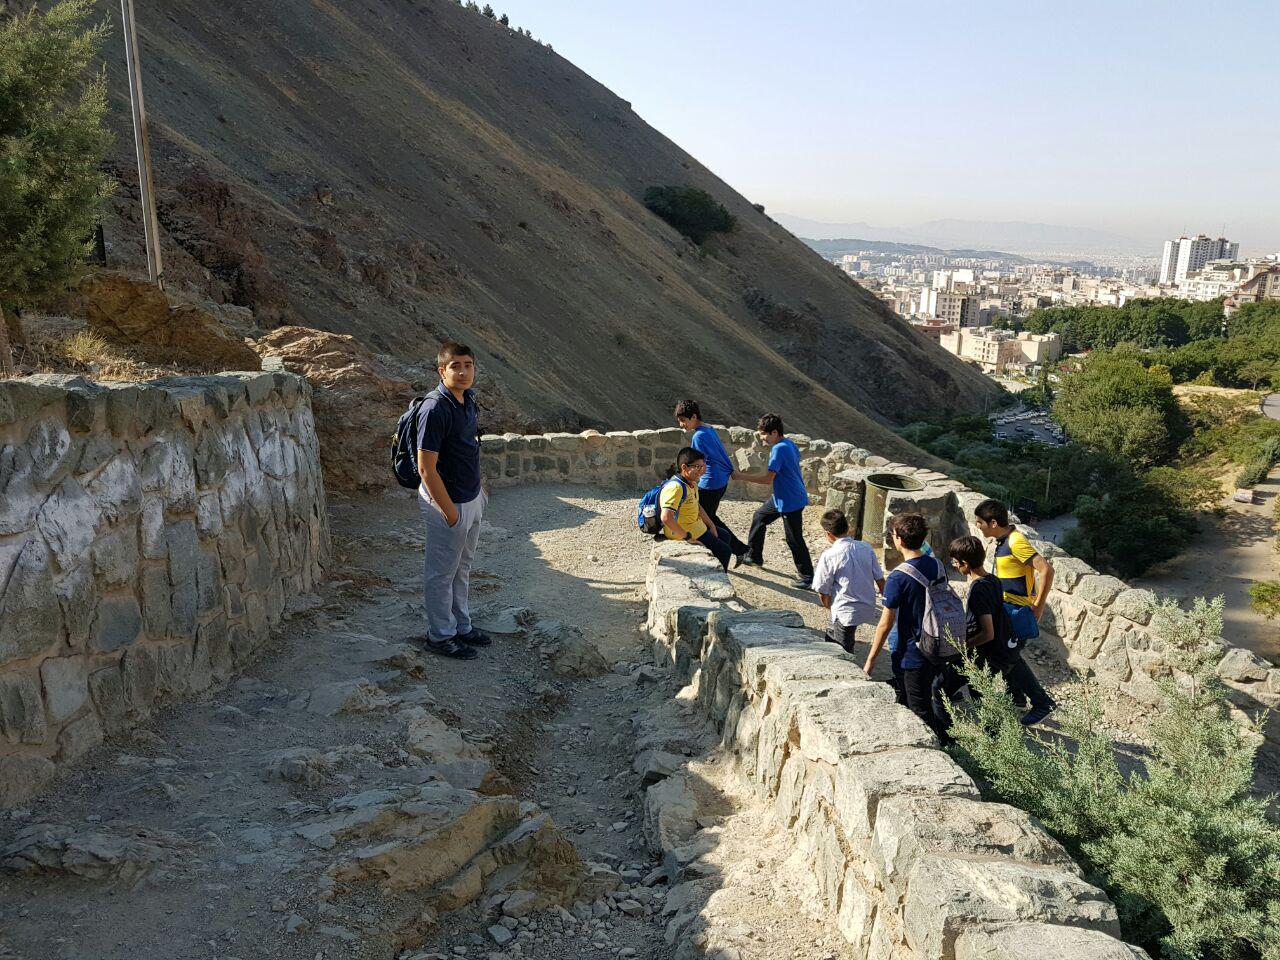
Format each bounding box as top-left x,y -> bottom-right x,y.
19,314 -> 178,382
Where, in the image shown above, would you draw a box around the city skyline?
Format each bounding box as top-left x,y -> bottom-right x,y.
498,0 -> 1280,254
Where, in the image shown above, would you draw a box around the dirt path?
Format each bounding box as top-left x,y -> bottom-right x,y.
1135,467 -> 1280,663
0,485 -> 854,960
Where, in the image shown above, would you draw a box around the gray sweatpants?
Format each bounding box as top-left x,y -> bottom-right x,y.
419,491 -> 485,642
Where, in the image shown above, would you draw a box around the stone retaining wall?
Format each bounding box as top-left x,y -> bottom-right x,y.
645,541 -> 1149,960
482,427 -> 1280,733
0,373 -> 329,804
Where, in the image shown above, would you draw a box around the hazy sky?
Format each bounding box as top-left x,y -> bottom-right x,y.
497,0 -> 1279,253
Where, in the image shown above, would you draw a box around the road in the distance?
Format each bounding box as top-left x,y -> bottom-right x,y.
1263,393 -> 1280,421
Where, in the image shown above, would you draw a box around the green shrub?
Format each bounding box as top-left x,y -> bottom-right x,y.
642,185 -> 735,244
1250,581 -> 1280,620
949,596 -> 1280,960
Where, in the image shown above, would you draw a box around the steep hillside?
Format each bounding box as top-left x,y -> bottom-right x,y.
95,0 -> 1000,457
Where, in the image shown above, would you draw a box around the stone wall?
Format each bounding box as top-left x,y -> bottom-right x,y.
0,372 -> 329,805
645,541 -> 1149,960
482,427 -> 1280,731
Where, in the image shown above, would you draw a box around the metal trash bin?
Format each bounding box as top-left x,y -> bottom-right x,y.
862,473 -> 925,549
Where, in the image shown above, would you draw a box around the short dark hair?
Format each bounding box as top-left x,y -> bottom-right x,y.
437,340 -> 474,367
674,400 -> 701,420
974,498 -> 1010,526
949,535 -> 986,569
757,413 -> 784,436
892,513 -> 928,550
666,446 -> 706,479
821,509 -> 850,537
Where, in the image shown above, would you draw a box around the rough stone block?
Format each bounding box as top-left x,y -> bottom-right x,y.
1073,611 -> 1111,660
870,795 -> 1079,899
903,857 -> 1119,960
0,754 -> 56,808
90,525 -> 140,589
1112,588 -> 1156,625
34,476 -> 99,570
88,663 -> 133,734
794,691 -> 935,763
1217,647 -> 1271,684
1050,557 -> 1096,593
0,672 -> 48,744
832,748 -> 979,843
953,923 -> 1151,960
0,539 -> 63,664
57,711 -> 104,764
39,657 -> 89,723
92,594 -> 143,653
1073,575 -> 1126,608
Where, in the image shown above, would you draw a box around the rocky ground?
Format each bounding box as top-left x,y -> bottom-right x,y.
0,484 -> 859,960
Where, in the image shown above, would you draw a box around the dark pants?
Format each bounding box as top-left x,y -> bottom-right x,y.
1001,656 -> 1054,712
747,501 -> 813,578
902,663 -> 950,745
695,527 -> 734,571
699,484 -> 748,556
931,659 -> 969,743
824,622 -> 866,655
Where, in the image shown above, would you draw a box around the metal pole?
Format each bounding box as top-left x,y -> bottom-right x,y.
120,0 -> 164,289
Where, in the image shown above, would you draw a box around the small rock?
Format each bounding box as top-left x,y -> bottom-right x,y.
285,914 -> 309,934
617,900 -> 644,917
488,925 -> 514,946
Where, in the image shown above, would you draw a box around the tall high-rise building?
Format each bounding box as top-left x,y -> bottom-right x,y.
1159,235 -> 1239,285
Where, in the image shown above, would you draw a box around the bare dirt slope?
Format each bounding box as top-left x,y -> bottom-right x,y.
94,0 -> 998,454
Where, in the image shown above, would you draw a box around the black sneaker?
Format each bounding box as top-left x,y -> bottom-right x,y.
420,636 -> 479,660
1020,703 -> 1056,727
457,628 -> 492,647
791,577 -> 814,591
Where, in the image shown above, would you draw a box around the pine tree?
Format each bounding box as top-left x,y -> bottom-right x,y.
481,3 -> 495,18
0,0 -> 113,375
498,12 -> 509,26
948,596 -> 1280,959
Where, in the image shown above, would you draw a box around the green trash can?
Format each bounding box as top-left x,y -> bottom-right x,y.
862,473 -> 925,549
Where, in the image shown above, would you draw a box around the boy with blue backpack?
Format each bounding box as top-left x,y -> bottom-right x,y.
864,514 -> 967,744
733,414 -> 814,589
639,448 -> 735,570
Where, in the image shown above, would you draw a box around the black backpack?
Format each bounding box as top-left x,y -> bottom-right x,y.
391,396 -> 427,489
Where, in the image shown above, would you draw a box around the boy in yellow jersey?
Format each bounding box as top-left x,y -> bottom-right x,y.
659,447 -> 734,570
972,498 -> 1057,726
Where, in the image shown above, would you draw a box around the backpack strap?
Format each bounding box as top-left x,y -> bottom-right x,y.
897,557 -> 944,588
666,476 -> 690,507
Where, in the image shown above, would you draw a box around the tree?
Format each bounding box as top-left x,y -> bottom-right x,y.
0,0 -> 113,375
1053,349 -> 1177,467
481,3 -> 495,17
499,12 -> 509,25
1239,359 -> 1277,391
949,597 -> 1280,960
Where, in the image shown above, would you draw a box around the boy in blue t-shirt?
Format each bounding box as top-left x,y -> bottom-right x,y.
732,413 -> 814,589
674,400 -> 751,565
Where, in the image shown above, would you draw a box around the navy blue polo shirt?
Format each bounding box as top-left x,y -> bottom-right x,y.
416,384 -> 481,504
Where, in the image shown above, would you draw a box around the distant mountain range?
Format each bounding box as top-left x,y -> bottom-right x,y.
776,214 -> 1151,258
804,237 -> 1032,263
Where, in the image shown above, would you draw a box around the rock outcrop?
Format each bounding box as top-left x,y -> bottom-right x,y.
72,273 -> 262,371
251,326 -> 413,492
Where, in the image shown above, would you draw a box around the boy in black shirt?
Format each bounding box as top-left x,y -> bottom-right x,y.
949,536 -> 1055,727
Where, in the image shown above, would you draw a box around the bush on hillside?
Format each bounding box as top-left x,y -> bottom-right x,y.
1250,580 -> 1280,620
1053,349 -> 1177,467
642,185 -> 735,244
948,596 -> 1280,960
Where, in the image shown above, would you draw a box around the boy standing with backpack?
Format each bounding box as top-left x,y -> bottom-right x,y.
733,414 -> 814,589
674,400 -> 751,565
812,508 -> 884,653
864,514 -> 964,744
414,341 -> 492,661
